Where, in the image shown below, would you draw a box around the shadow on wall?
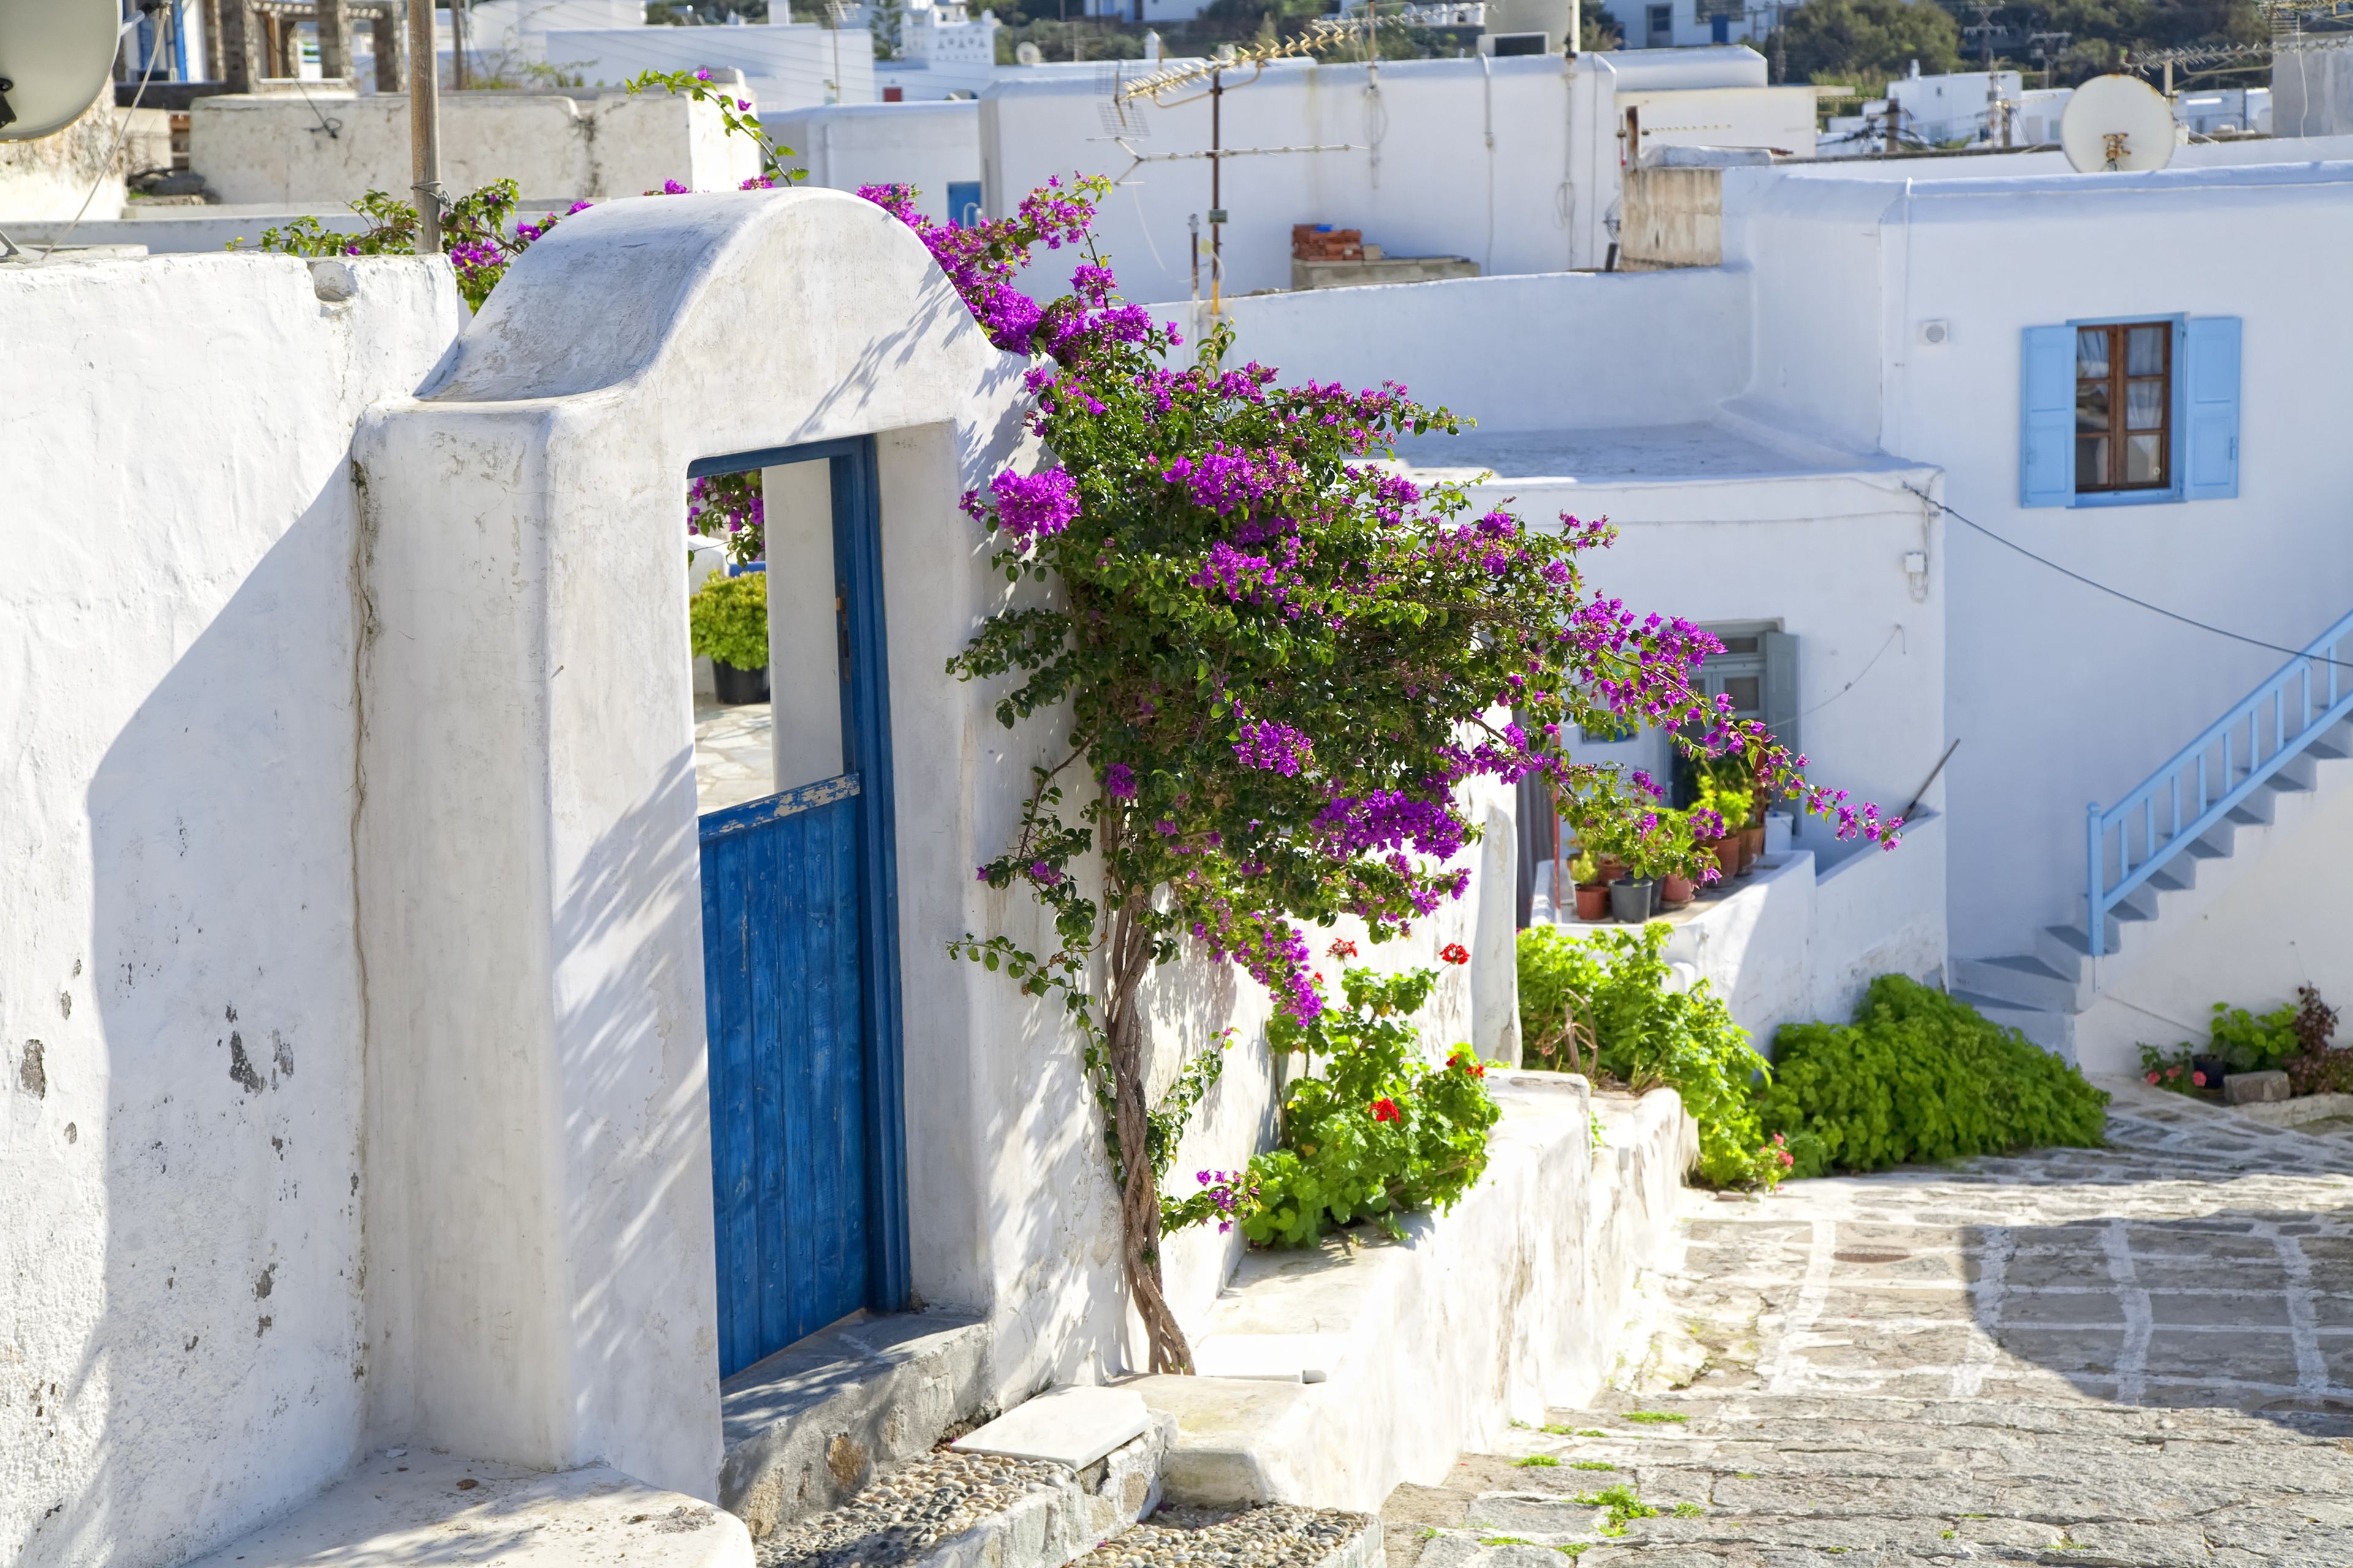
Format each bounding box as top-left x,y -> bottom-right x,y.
1963,1206 -> 2353,1428
550,753 -> 714,1442
55,494 -> 373,1568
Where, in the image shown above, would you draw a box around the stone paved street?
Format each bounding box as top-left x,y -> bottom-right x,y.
696,696 -> 775,814
1389,1080 -> 2353,1566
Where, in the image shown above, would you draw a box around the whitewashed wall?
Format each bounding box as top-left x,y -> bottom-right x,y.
980,50 -> 1804,303
1723,159 -> 2353,965
544,21 -> 879,111
763,100 -> 980,224
0,253 -> 465,1568
191,89 -> 761,205
1178,267 -> 1749,432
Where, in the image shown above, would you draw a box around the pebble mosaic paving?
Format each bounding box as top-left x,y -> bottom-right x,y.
1389,1080 -> 2353,1566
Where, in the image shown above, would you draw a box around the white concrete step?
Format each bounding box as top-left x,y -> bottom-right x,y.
182,1450 -> 750,1568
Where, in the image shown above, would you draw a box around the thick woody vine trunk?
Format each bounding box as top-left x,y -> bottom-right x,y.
1101,839 -> 1194,1374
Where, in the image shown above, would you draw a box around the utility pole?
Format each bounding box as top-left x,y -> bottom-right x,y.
409,0 -> 442,252
1207,61 -> 1224,311
451,0 -> 469,90
1962,1 -> 1998,70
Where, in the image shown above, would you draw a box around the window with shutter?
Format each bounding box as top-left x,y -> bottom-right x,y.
2018,316 -> 2240,507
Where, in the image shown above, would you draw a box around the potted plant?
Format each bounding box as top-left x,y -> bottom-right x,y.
1656,809 -> 1698,909
690,568 -> 770,704
1692,769 -> 1743,882
1569,850 -> 1610,922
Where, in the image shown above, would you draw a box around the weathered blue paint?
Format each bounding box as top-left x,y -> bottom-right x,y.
694,435 -> 909,1379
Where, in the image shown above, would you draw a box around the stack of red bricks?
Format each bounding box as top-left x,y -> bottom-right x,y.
1291,225 -> 1365,262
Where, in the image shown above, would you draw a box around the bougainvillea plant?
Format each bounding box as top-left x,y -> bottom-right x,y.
865,173 -> 1898,1374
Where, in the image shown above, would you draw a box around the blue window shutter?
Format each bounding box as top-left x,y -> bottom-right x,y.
2183,316 -> 2241,501
2020,325 -> 2074,507
945,182 -> 982,230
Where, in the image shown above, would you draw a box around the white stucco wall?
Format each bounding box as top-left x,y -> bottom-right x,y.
1176,268 -> 1750,433
191,89 -> 762,205
544,22 -> 879,112
1722,159 -> 2353,964
762,100 -> 980,224
0,252 -> 465,1568
2080,778 -> 2353,1070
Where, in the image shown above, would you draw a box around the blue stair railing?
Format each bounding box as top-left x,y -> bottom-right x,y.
2087,608 -> 2353,956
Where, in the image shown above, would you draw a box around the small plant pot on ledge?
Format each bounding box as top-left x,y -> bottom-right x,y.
1737,825 -> 1764,875
1610,877 -> 1656,923
1574,882 -> 1610,922
1706,836 -> 1740,882
1660,872 -> 1697,909
712,659 -> 770,705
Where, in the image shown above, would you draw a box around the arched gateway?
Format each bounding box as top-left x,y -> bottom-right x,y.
352,188 -> 1028,1497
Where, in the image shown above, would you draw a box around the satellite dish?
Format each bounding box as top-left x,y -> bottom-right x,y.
1015,40 -> 1043,65
0,0 -> 123,142
2060,74 -> 2177,173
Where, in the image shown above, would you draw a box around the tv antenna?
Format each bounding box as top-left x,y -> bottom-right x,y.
1109,15 -> 1395,316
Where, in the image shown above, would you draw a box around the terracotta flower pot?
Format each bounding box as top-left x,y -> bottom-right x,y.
1661,873 -> 1696,908
1709,836 -> 1741,881
1597,854 -> 1629,885
1737,825 -> 1764,875
1574,883 -> 1610,922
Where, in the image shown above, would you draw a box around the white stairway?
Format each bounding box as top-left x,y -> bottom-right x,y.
1952,718 -> 2353,1061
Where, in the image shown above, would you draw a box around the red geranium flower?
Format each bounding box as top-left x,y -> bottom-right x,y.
1447,1050 -> 1486,1078
1327,937 -> 1359,960
1370,1098 -> 1401,1123
2192,1071 -> 2208,1087
1439,942 -> 1470,965
2146,1070 -> 2162,1085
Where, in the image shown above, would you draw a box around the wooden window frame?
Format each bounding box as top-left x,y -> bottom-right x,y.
2074,319 -> 2176,497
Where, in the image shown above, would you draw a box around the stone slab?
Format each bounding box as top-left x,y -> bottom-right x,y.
181,1450 -> 749,1567
2223,1069 -> 2291,1104
721,1308 -> 989,1539
2229,1088 -> 2353,1127
952,1386 -> 1154,1469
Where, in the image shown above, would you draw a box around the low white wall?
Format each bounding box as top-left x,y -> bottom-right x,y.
1166,268 -> 1750,434
0,105 -> 174,222
1135,1075 -> 1697,1511
2077,778 -> 2353,1075
762,101 -> 980,225
544,22 -> 878,112
191,89 -> 761,205
0,252 -> 465,1568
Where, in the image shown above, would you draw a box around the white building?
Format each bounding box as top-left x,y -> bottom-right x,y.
862,0 -> 1007,100
980,47 -> 1816,302
544,15 -> 880,107
763,99 -> 983,222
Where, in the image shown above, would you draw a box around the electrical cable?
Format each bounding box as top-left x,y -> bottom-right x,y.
1903,483 -> 2353,671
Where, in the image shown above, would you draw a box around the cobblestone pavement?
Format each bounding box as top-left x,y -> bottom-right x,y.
1389,1080 -> 2353,1566
695,697 -> 774,814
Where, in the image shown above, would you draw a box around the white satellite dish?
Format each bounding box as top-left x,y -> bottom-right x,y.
0,0 -> 123,142
2060,74 -> 2177,173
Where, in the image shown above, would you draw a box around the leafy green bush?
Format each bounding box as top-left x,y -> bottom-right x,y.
1761,976 -> 2107,1178
1516,924 -> 1780,1188
689,570 -> 768,671
1170,966 -> 1499,1249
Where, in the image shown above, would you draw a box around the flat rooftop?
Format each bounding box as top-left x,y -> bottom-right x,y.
1388,422 -> 1909,483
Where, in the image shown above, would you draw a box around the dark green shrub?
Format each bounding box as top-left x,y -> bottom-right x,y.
1516,924 -> 1783,1189
1760,975 -> 2107,1178
689,570 -> 768,671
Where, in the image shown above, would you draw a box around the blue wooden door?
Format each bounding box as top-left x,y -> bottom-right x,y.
694,436 -> 909,1379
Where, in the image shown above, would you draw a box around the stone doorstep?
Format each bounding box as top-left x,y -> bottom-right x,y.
179,1449 -> 749,1568
721,1308 -> 990,1539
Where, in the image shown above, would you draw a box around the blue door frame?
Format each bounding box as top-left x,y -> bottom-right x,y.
690,434 -> 911,1375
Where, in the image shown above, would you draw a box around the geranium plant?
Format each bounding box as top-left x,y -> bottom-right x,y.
871,173 -> 1896,1372
1169,963 -> 1499,1249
